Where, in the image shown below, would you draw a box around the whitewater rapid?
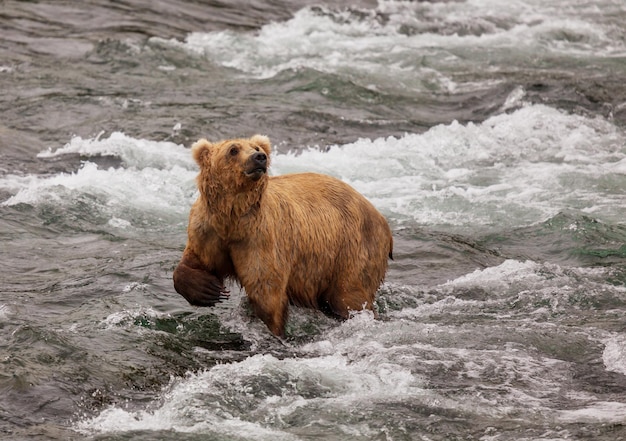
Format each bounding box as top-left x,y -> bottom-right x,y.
4,104 -> 624,234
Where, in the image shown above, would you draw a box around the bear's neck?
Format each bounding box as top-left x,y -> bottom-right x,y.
202,183 -> 265,240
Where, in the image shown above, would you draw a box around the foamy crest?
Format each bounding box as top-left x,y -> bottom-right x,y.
390,259 -> 623,321
77,306 -> 582,438
441,259 -> 544,294
153,0 -> 624,89
37,131 -> 193,170
274,105 -> 625,229
0,304 -> 11,321
440,259 -> 615,295
2,105 -> 623,232
1,161 -> 195,223
603,334 -> 626,376
77,405 -> 300,440
1,134 -> 198,229
76,352 -> 422,438
102,306 -> 169,330
558,401 -> 626,424
1,103 -> 624,236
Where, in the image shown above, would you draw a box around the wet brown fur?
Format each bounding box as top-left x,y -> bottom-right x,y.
174,135 -> 393,337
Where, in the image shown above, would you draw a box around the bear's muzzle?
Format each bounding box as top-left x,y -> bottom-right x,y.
244,152 -> 268,181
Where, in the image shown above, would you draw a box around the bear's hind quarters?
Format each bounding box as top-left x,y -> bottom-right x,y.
173,263 -> 230,307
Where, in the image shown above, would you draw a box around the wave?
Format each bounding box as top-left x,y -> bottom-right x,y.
75,255 -> 626,438
272,104 -> 625,229
0,105 -> 624,233
151,0 -> 625,90
76,348 -> 421,438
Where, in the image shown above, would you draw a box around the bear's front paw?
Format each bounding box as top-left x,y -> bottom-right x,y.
173,264 -> 229,307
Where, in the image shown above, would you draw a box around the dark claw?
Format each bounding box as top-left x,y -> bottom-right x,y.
173,264 -> 229,307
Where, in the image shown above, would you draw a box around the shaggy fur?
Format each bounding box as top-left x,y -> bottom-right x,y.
173,135 -> 393,337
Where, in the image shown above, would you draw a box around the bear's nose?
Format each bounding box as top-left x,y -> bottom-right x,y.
252,152 -> 267,166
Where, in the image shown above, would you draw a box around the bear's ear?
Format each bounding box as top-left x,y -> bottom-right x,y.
191,139 -> 212,167
250,135 -> 271,156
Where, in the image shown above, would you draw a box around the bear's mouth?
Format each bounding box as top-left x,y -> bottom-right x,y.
244,166 -> 267,181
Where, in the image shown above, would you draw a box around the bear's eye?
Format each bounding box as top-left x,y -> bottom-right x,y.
229,146 -> 239,157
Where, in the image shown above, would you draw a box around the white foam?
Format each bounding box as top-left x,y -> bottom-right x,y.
611,157 -> 626,174
76,352 -> 423,437
0,304 -> 11,321
390,259 -> 622,322
603,334 -> 626,376
102,306 -> 169,330
441,259 -> 614,297
441,259 -> 544,293
558,401 -> 626,424
122,282 -> 150,293
1,134 -> 198,229
77,404 -> 301,440
153,0 -> 624,89
37,131 -> 193,170
273,105 -> 625,229
78,275 -> 623,438
1,161 -> 195,227
1,105 -> 623,232
77,304 -> 595,438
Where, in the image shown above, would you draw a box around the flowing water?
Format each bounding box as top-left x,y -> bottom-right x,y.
1,1 -> 626,440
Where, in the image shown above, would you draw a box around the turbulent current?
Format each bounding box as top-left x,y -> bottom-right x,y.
1,1 -> 626,440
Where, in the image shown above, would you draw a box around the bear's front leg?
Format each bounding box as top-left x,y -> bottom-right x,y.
246,285 -> 289,337
173,248 -> 229,307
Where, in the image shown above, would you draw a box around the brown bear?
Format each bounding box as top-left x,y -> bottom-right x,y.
173,135 -> 393,337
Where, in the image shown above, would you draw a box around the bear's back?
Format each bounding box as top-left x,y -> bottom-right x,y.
268,172 -> 363,210
265,173 -> 384,238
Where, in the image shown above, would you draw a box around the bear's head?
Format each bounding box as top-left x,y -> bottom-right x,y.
191,135 -> 272,208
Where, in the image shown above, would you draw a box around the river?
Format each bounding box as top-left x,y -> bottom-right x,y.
1,1 -> 626,440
